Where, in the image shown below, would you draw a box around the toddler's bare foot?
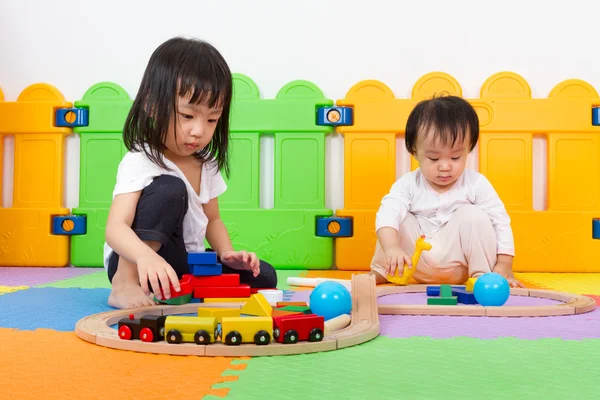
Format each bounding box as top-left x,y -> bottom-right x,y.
369,270 -> 389,285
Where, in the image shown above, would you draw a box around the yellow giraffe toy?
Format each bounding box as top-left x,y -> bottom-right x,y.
387,234 -> 432,285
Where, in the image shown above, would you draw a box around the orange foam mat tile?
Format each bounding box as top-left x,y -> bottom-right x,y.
0,328 -> 247,399
514,273 -> 600,294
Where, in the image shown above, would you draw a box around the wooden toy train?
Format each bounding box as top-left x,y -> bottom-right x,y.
118,310 -> 324,346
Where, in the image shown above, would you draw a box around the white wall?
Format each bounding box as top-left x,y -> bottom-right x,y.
2,0 -> 599,212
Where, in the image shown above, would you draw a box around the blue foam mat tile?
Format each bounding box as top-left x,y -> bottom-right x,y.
0,287 -> 113,331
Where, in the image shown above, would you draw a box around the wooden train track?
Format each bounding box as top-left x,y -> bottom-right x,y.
377,285 -> 596,316
74,274 -> 380,356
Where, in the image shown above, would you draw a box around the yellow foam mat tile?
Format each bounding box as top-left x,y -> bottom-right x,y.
514,273 -> 600,294
0,285 -> 28,295
0,328 -> 247,399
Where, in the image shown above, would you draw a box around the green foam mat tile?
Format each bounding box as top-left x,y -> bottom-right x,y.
275,269 -> 307,291
36,271 -> 110,289
205,336 -> 600,400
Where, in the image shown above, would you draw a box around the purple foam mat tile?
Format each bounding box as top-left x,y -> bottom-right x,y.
0,267 -> 99,286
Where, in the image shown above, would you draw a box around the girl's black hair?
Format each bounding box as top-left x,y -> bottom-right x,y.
405,94 -> 479,156
123,36 -> 233,177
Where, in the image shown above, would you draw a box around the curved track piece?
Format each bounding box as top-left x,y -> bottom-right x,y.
75,274 -> 379,356
377,285 -> 596,317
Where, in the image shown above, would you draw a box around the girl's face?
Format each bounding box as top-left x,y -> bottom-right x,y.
415,129 -> 470,193
163,95 -> 223,159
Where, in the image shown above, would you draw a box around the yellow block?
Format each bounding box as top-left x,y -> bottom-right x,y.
197,307 -> 241,322
334,72 -> 600,272
465,278 -> 477,292
0,84 -> 72,267
240,293 -> 273,317
202,297 -> 249,303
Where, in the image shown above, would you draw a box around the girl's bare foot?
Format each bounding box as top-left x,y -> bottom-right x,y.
108,284 -> 157,309
108,256 -> 157,309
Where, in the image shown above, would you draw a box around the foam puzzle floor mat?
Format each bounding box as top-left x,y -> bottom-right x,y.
0,267 -> 598,399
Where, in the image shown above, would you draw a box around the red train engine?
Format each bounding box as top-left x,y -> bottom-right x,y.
118,314 -> 166,343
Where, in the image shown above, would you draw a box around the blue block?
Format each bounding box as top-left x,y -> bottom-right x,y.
452,288 -> 479,305
0,288 -> 112,331
593,107 -> 600,126
593,218 -> 600,239
316,217 -> 352,237
55,107 -> 89,127
190,263 -> 222,276
188,252 -> 218,265
51,215 -> 86,235
316,106 -> 353,126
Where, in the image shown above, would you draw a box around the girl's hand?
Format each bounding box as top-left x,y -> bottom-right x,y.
492,262 -> 523,288
137,251 -> 181,300
221,250 -> 260,277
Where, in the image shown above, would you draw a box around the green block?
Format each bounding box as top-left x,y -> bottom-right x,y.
156,293 -> 193,305
428,297 -> 458,306
220,209 -> 333,269
278,305 -> 311,314
71,82 -> 131,267
440,284 -> 453,298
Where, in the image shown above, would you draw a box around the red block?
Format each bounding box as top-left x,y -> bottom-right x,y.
160,274 -> 193,299
193,285 -> 251,299
250,287 -> 277,294
184,273 -> 240,288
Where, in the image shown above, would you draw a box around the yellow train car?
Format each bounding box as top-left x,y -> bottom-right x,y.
221,317 -> 273,346
164,316 -> 218,345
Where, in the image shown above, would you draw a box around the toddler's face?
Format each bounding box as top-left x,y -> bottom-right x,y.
415,130 -> 470,193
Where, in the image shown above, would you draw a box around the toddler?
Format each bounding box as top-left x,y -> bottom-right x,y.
370,95 -> 521,288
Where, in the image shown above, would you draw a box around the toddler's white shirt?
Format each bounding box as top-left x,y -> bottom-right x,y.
375,168 -> 515,256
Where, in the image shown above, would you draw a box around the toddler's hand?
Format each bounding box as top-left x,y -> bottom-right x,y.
493,262 -> 523,288
221,250 -> 260,277
137,251 -> 181,300
384,246 -> 413,277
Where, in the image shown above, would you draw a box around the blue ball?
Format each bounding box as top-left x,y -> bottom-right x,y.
473,273 -> 510,306
309,281 -> 352,321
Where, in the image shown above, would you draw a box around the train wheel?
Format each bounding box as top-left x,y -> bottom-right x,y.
118,325 -> 132,340
194,330 -> 211,345
140,327 -> 154,342
283,330 -> 298,344
254,330 -> 271,345
273,328 -> 280,340
166,329 -> 182,344
225,331 -> 242,345
309,328 -> 324,342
